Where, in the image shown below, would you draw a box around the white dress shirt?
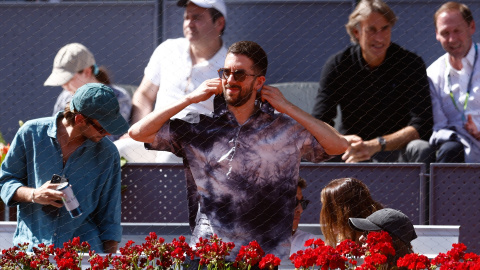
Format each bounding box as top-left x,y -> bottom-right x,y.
428,42 -> 480,162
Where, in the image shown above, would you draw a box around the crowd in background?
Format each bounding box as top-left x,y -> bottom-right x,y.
0,0 -> 477,268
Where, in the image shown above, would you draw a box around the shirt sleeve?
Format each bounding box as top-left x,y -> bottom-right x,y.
0,125 -> 29,207
92,149 -> 122,243
145,119 -> 188,158
113,86 -> 132,123
405,56 -> 433,140
298,125 -> 332,163
311,55 -> 340,127
144,42 -> 168,86
428,67 -> 450,132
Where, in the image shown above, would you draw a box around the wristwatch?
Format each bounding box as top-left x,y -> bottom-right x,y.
377,137 -> 387,152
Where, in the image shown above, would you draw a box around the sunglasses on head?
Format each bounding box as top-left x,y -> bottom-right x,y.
296,198 -> 310,210
217,68 -> 258,82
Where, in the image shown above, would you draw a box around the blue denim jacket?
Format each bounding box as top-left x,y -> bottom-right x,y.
0,112 -> 122,252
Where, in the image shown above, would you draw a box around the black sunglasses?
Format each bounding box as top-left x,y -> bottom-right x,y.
85,117 -> 108,135
217,68 -> 258,82
296,198 -> 310,210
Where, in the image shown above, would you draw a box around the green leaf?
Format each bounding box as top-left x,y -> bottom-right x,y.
120,157 -> 128,167
0,131 -> 6,145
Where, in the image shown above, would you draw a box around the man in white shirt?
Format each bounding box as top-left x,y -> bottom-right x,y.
115,0 -> 227,163
428,1 -> 480,162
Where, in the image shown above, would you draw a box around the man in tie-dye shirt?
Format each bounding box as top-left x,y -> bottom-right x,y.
130,41 -> 348,260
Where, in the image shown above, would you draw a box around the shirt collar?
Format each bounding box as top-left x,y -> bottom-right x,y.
445,42 -> 476,74
463,42 -> 476,69
47,111 -> 96,148
207,44 -> 228,67
47,112 -> 64,139
355,43 -> 393,70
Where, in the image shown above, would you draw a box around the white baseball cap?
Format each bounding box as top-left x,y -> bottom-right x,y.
44,43 -> 96,86
177,0 -> 227,20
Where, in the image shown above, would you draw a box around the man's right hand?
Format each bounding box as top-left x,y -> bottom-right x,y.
31,181 -> 65,207
129,78 -> 223,144
341,135 -> 380,163
186,78 -> 223,104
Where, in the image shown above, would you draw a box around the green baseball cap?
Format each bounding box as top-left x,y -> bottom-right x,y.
70,83 -> 129,136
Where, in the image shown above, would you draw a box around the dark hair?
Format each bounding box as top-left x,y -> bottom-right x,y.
388,235 -> 414,270
346,0 -> 397,44
94,66 -> 111,85
434,1 -> 473,27
63,103 -> 77,126
78,65 -> 111,85
208,8 -> 226,36
298,177 -> 307,189
227,41 -> 268,76
320,177 -> 383,247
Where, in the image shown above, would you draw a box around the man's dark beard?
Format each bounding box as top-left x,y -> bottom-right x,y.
224,80 -> 255,107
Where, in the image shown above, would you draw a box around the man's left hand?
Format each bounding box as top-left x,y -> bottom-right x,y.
465,115 -> 480,140
259,85 -> 292,113
342,139 -> 380,163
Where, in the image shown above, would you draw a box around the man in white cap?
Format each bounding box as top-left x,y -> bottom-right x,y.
131,0 -> 227,123
115,0 -> 227,230
45,43 -> 131,141
115,0 -> 227,162
0,83 -> 129,253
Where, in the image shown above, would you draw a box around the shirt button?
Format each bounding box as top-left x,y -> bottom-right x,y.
53,233 -> 57,236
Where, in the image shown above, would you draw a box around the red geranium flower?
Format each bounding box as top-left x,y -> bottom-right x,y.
397,253 -> 431,269
259,254 -> 281,269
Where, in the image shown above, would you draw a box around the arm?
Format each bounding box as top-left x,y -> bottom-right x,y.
130,76 -> 159,124
103,240 -> 118,253
1,125 -> 63,206
260,85 -> 348,155
407,55 -> 433,141
429,77 -> 450,131
129,78 -> 223,143
95,150 -> 123,252
342,126 -> 420,163
311,56 -> 340,126
13,183 -> 64,207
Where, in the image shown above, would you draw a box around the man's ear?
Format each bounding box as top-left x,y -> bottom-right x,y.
469,20 -> 476,35
215,16 -> 225,33
353,27 -> 360,42
256,76 -> 266,91
74,114 -> 87,125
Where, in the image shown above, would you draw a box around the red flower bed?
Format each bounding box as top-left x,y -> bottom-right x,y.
1,231 -> 478,269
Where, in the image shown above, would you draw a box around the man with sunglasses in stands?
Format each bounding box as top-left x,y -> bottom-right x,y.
278,177 -> 315,262
130,41 -> 348,263
0,83 -> 129,253
115,0 -> 228,162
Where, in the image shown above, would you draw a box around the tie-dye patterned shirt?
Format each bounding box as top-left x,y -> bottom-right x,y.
147,99 -> 331,259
